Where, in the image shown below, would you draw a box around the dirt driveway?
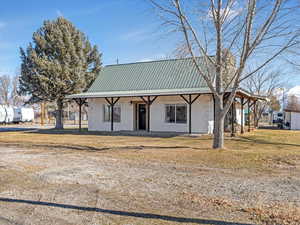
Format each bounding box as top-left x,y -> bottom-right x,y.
0,140 -> 299,225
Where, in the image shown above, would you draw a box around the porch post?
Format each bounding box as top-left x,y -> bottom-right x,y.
180,94 -> 201,134
140,96 -> 158,132
189,95 -> 192,134
147,96 -> 150,132
253,100 -> 257,128
79,100 -> 82,131
231,99 -> 236,137
212,94 -> 215,134
111,97 -> 114,132
241,97 -> 244,134
105,97 -> 120,132
74,98 -> 86,132
248,99 -> 251,132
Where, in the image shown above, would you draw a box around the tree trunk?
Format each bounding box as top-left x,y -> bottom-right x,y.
213,96 -> 225,149
55,99 -> 64,129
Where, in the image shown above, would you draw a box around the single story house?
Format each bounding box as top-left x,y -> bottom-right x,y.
68,58 -> 261,134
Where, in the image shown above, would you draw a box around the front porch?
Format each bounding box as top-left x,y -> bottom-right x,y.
69,89 -> 263,136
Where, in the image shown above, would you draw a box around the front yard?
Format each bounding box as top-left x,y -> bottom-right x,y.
0,128 -> 299,224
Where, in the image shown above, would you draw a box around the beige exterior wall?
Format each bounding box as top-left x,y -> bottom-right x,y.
87,95 -> 214,134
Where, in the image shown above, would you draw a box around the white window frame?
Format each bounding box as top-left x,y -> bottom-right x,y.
165,104 -> 187,124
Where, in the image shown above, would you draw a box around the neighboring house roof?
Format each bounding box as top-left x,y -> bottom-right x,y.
68,57 -> 214,98
284,109 -> 300,113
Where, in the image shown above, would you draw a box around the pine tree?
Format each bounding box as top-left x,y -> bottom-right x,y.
19,17 -> 102,128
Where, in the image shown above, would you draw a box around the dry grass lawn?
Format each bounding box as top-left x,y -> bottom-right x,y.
0,128 -> 299,225
0,128 -> 300,170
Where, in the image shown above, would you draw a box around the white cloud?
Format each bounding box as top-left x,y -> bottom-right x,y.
207,2 -> 242,22
288,86 -> 300,97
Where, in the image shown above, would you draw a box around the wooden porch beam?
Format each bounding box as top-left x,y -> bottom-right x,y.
139,96 -> 158,132
73,98 -> 87,132
105,97 -> 120,132
231,99 -> 236,137
241,97 -> 244,134
180,94 -> 201,134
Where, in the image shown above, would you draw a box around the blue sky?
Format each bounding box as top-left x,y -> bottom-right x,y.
0,0 -> 178,75
0,0 -> 299,88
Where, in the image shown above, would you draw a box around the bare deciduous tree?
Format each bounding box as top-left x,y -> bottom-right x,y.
286,94 -> 300,111
244,69 -> 283,126
149,0 -> 299,148
0,74 -> 25,106
0,75 -> 11,105
286,47 -> 300,70
11,75 -> 25,106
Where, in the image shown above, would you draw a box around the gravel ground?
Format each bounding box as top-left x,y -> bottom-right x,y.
0,146 -> 299,225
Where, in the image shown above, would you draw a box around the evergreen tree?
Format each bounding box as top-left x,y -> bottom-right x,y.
19,17 -> 102,128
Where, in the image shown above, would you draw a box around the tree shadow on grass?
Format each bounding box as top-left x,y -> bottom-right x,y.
0,141 -> 194,153
234,136 -> 300,148
0,127 -> 37,132
26,128 -> 203,139
0,197 -> 254,225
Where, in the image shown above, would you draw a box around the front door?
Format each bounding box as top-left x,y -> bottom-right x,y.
138,104 -> 146,130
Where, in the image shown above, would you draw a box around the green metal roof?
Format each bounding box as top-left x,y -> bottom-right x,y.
66,58 -> 265,100
67,58 -> 215,98
89,57 -> 211,92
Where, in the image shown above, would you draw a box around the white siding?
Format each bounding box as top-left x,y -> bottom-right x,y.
88,98 -> 134,131
291,112 -> 300,130
88,95 -> 214,134
150,95 -> 213,133
235,103 -> 245,126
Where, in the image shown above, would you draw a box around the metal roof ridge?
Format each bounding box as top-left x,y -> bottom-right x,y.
104,56 -> 213,67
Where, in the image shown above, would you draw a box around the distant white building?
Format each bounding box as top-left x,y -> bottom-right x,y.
284,93 -> 300,130
68,58 -> 261,134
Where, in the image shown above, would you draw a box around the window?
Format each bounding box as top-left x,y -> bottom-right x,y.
103,105 -> 121,122
165,104 -> 187,124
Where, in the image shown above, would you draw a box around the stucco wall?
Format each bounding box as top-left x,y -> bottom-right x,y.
88,95 -> 214,134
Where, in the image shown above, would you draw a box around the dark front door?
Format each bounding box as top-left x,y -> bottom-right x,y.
138,104 -> 146,130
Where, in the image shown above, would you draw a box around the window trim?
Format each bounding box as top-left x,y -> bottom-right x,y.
165,104 -> 187,124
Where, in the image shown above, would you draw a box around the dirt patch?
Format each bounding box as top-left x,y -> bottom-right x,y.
0,144 -> 300,225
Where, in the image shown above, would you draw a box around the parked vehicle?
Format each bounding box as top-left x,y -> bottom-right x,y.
0,105 -> 35,124
20,107 -> 34,122
0,105 -> 6,123
0,105 -> 14,124
273,111 -> 283,123
5,106 -> 14,123
13,107 -> 34,123
13,107 -> 22,123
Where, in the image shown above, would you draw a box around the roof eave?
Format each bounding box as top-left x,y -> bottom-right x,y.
66,88 -> 212,99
